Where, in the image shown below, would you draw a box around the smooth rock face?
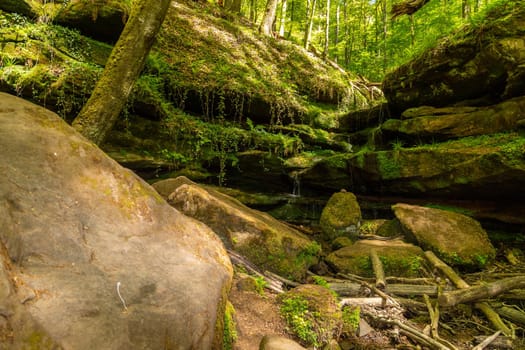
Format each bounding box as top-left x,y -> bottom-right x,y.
392,203 -> 495,269
166,177 -> 320,281
0,92 -> 232,349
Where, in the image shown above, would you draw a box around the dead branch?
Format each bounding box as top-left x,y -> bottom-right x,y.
329,281 -> 450,297
424,251 -> 512,336
438,277 -> 525,307
472,331 -> 501,350
493,304 -> 525,327
227,249 -> 285,293
363,311 -> 452,350
370,249 -> 386,289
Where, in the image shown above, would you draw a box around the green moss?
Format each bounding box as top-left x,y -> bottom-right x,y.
222,301 -> 237,350
376,151 -> 401,180
25,331 -> 54,350
280,296 -> 319,347
423,203 -> 474,216
342,306 -> 360,335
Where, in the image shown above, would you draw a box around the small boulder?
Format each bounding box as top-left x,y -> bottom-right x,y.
320,191 -> 362,241
279,284 -> 342,347
259,335 -> 307,350
392,203 -> 496,269
326,240 -> 425,277
167,177 -> 321,281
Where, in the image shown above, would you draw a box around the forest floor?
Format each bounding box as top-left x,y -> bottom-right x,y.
229,273 -> 292,349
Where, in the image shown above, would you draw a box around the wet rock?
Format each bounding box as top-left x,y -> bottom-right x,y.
392,203 -> 496,269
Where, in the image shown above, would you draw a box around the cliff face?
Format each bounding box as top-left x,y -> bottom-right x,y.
382,2 -> 525,113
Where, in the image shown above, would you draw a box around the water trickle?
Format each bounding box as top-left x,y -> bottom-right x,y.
291,171 -> 301,197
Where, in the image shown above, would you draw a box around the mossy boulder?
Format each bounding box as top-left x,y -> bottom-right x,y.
347,133 -> 525,201
392,203 -> 496,269
320,191 -> 362,242
382,3 -> 525,113
166,177 -> 321,281
279,284 -> 342,347
326,240 -> 425,277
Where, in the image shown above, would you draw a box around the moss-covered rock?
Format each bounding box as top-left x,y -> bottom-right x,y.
382,3 -> 525,113
392,203 -> 496,269
166,177 -> 321,281
326,240 -> 425,277
319,191 -> 362,242
279,284 -> 342,347
380,97 -> 525,145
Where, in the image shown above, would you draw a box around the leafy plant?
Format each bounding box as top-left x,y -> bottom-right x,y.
253,276 -> 268,296
280,296 -> 319,347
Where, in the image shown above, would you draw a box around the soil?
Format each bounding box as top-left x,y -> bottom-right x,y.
229,273 -> 294,349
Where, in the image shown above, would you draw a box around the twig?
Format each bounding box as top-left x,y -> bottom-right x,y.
472,331 -> 501,350
424,251 -> 513,336
117,281 -> 128,311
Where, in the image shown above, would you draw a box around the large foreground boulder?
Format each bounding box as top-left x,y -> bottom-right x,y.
161,177 -> 321,281
392,203 -> 495,269
0,93 -> 232,349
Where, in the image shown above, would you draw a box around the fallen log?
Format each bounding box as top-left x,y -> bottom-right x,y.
424,251 -> 512,336
370,249 -> 386,289
329,281 -> 450,297
438,277 -> 525,307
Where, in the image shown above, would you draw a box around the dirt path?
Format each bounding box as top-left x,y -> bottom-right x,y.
229,274 -> 293,349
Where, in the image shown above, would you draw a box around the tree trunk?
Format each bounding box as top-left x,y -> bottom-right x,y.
278,0 -> 287,37
250,0 -> 257,22
259,0 -> 280,36
323,0 -> 330,58
304,0 -> 317,49
334,0 -> 340,63
72,0 -> 171,145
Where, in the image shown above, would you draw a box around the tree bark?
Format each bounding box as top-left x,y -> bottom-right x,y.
303,0 -> 317,49
224,0 -> 242,13
72,0 -> 171,145
278,0 -> 287,37
259,0 -> 280,36
323,0 -> 330,58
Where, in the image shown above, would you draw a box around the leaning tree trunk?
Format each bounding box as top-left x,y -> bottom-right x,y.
259,0 -> 280,36
72,0 -> 171,145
